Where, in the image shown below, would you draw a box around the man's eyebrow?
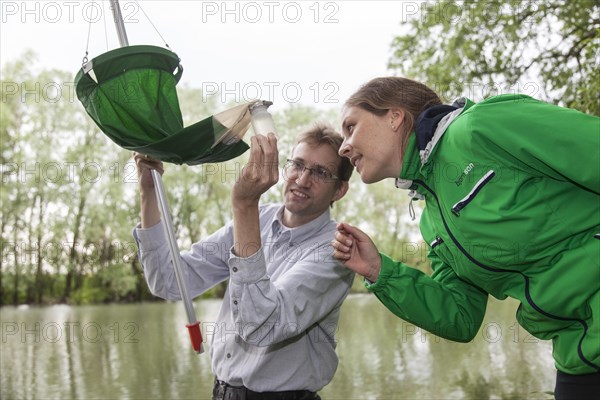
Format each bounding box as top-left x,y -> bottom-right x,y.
291,158 -> 332,171
312,162 -> 334,172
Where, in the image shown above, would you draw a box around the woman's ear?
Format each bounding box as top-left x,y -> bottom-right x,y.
389,108 -> 405,132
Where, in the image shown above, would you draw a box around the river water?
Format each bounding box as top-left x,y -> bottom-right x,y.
1,295 -> 555,399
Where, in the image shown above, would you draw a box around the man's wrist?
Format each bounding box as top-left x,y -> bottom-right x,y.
140,190 -> 160,228
232,199 -> 260,213
140,188 -> 156,202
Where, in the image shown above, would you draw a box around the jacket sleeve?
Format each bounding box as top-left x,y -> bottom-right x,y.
366,251 -> 488,342
468,95 -> 600,194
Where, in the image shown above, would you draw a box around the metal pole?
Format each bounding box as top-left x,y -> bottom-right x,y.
109,0 -> 129,47
109,0 -> 202,353
151,170 -> 197,324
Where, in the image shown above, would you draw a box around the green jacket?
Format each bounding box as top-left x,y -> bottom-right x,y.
367,94 -> 600,375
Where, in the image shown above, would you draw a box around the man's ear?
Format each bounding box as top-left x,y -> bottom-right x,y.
332,180 -> 349,203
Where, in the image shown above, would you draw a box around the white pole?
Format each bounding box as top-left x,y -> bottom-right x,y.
151,169 -> 198,326
108,0 -> 202,353
109,0 -> 130,47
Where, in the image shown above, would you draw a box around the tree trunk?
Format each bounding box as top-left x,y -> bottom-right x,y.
12,226 -> 20,305
63,270 -> 73,303
24,194 -> 39,304
34,192 -> 45,304
130,259 -> 143,301
0,217 -> 6,306
62,190 -> 87,302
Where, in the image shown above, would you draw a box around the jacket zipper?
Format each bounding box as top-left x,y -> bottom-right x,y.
430,236 -> 443,249
451,170 -> 496,216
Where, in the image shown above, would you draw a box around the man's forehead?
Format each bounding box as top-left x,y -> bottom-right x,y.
291,142 -> 340,166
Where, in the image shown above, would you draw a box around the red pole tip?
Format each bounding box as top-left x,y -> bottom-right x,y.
186,321 -> 204,354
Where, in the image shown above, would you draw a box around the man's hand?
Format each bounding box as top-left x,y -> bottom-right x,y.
332,222 -> 382,282
133,152 -> 164,194
232,133 -> 279,209
133,152 -> 164,228
231,133 -> 279,258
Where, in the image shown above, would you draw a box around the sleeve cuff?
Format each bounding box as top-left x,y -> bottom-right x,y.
228,246 -> 268,284
133,220 -> 166,252
364,253 -> 395,292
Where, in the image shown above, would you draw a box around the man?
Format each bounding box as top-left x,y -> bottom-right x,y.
133,123 -> 354,400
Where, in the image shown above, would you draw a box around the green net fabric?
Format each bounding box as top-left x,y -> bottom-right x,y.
75,45 -> 251,165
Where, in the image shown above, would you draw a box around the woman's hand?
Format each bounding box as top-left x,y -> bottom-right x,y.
332,222 -> 382,282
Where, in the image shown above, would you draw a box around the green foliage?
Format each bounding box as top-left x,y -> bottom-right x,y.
389,0 -> 600,115
71,282 -> 109,305
71,263 -> 139,305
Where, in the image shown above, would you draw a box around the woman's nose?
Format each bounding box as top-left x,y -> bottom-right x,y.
339,139 -> 352,157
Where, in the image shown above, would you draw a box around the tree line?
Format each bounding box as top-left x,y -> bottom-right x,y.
2,0 -> 596,305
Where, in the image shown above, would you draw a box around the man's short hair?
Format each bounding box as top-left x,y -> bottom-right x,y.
295,122 -> 354,183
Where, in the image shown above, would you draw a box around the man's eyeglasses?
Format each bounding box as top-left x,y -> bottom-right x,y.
284,159 -> 339,182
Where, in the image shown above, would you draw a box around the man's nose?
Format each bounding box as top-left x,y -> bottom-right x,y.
295,167 -> 312,186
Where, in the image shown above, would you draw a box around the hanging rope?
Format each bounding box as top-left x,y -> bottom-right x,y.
102,0 -> 109,52
135,1 -> 172,50
82,0 -> 177,67
81,0 -> 95,66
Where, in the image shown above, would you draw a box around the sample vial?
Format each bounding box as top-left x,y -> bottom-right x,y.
250,100 -> 277,135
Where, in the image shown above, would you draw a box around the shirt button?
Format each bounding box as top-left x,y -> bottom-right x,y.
233,300 -> 238,305
226,353 -> 231,358
232,267 -> 238,272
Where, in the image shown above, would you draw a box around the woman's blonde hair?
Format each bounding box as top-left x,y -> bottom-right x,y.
345,77 -> 442,154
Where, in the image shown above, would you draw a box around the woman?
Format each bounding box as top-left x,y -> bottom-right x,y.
332,77 -> 599,398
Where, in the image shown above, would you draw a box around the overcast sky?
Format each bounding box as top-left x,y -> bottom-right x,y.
1,0 -> 412,113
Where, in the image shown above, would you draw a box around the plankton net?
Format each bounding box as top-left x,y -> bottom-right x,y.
74,44 -> 265,165
74,0 -> 277,354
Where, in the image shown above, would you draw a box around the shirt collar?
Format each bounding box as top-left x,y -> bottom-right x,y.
270,204 -> 332,243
